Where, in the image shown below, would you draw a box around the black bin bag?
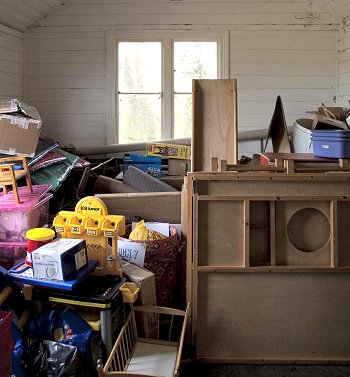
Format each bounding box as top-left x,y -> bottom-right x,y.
25,339 -> 85,377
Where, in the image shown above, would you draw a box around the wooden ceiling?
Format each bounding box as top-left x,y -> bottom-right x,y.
0,0 -> 349,33
0,0 -> 63,32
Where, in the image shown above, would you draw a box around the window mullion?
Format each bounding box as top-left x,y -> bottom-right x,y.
162,37 -> 173,140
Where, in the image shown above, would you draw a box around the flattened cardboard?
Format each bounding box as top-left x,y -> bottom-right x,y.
312,114 -> 348,131
0,99 -> 42,157
0,99 -> 41,121
264,95 -> 291,153
168,159 -> 190,176
0,115 -> 42,157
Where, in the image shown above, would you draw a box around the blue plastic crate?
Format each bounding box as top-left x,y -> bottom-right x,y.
311,130 -> 350,158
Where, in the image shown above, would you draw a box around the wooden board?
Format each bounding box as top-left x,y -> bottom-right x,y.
128,343 -> 177,377
196,272 -> 350,362
95,192 -> 181,224
192,79 -> 238,172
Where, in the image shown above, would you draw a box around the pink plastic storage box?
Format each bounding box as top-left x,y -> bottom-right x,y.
0,241 -> 27,269
0,185 -> 52,243
0,241 -> 26,259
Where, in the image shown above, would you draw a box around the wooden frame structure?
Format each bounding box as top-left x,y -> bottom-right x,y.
184,171 -> 350,363
212,154 -> 350,174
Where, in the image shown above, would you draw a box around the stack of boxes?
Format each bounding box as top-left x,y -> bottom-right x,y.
146,142 -> 191,177
0,99 -> 49,268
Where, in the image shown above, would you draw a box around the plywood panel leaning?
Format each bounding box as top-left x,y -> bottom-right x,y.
192,79 -> 238,172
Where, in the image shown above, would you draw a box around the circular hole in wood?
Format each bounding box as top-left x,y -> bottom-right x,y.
287,208 -> 330,252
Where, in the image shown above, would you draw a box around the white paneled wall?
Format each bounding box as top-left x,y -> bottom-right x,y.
25,31 -> 107,147
0,25 -> 23,101
338,21 -> 350,107
25,0 -> 339,149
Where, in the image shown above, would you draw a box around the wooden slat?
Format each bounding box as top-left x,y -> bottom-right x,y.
330,201 -> 338,268
244,200 -> 249,268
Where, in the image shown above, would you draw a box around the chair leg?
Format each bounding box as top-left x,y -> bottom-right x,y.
9,168 -> 20,204
22,158 -> 33,193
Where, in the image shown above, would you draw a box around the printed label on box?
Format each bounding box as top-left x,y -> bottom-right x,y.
118,240 -> 146,267
75,249 -> 87,270
32,238 -> 87,281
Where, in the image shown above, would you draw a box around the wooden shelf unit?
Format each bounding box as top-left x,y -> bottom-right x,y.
184,171 -> 350,363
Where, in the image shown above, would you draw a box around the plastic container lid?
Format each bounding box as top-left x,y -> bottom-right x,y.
0,184 -> 52,210
312,130 -> 350,139
26,227 -> 55,241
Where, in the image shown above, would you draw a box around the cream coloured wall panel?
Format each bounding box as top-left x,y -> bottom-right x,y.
337,23 -> 350,107
26,88 -> 105,102
0,25 -> 23,100
48,2 -> 315,16
26,63 -> 105,76
26,75 -> 105,89
42,113 -> 106,127
35,14 -> 331,28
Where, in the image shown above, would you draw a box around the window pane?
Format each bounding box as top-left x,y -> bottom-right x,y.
174,94 -> 192,139
118,42 -> 161,92
119,94 -> 161,143
174,42 -> 217,93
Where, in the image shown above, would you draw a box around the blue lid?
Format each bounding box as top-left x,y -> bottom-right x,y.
312,130 -> 350,139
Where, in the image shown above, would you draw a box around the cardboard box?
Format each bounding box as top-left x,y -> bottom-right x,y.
134,296 -> 158,338
123,154 -> 162,177
146,142 -> 191,160
312,114 -> 348,131
121,260 -> 157,337
0,99 -> 42,157
120,259 -> 156,305
32,238 -> 88,281
167,159 -> 190,176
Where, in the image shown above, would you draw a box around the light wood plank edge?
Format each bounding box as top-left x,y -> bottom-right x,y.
330,200 -> 338,268
270,201 -> 276,266
187,172 -> 350,181
183,176 -> 194,355
197,195 -> 350,201
196,266 -> 350,273
193,357 -> 350,365
231,78 -> 238,165
192,193 -> 199,352
244,200 -> 249,268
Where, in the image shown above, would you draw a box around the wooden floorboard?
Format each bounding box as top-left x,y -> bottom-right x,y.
179,363 -> 350,377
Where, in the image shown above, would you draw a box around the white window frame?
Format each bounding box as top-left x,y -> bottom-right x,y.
106,29 -> 229,144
